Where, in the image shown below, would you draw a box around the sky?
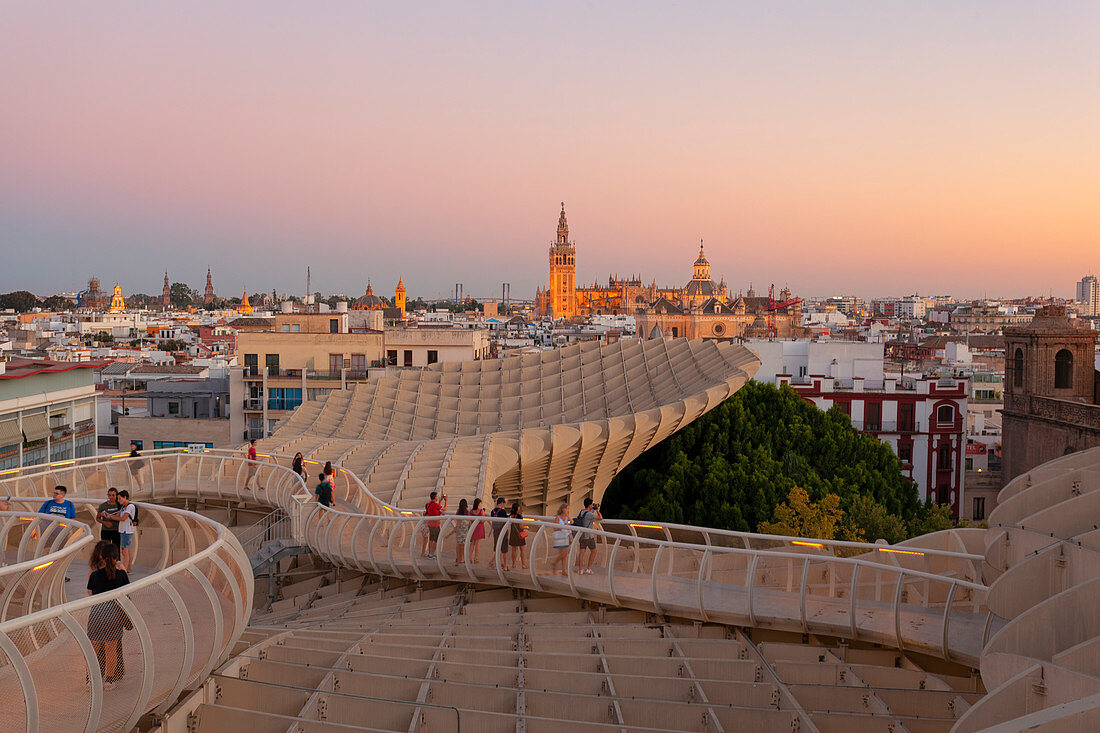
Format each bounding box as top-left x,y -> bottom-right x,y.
2,2 -> 1098,301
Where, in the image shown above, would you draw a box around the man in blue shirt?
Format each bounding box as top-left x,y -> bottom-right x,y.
39,485 -> 77,519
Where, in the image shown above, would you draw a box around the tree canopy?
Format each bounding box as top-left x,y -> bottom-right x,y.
602,381 -> 927,535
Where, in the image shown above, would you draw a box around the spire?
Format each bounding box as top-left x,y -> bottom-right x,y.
556,202 -> 569,244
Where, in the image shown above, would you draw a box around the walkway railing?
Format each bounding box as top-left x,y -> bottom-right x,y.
0,447 -> 994,732
0,473 -> 257,732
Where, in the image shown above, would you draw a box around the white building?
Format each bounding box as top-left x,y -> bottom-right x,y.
748,340 -> 968,514
0,358 -> 99,470
1077,274 -> 1099,317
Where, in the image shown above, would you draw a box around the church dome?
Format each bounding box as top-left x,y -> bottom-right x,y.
354,283 -> 387,310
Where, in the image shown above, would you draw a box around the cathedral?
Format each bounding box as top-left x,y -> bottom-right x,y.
534,204 -> 804,340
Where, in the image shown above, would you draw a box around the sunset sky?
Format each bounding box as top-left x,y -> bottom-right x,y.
2,2 -> 1098,300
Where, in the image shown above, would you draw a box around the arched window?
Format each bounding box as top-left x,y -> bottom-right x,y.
1055,349 -> 1073,389
937,405 -> 954,424
1013,348 -> 1024,388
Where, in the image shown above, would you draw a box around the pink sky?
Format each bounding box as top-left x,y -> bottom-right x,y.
2,2 -> 1098,300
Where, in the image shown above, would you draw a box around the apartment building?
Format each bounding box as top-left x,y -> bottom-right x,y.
0,358 -> 100,470
236,313 -> 385,440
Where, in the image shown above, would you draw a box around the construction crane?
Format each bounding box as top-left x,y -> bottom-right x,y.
767,284 -> 803,338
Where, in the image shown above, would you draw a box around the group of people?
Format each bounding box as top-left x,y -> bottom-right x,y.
419,493 -> 604,575
35,485 -> 138,688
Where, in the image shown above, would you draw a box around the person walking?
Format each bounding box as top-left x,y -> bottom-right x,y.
551,502 -> 571,576
488,497 -> 509,570
244,439 -> 259,489
86,541 -> 130,690
421,491 -> 446,559
129,441 -> 144,491
449,498 -> 470,566
38,485 -> 77,519
508,502 -> 528,570
573,498 -> 603,575
315,472 -> 334,507
96,488 -> 122,548
291,452 -> 306,482
468,498 -> 486,563
108,490 -> 138,572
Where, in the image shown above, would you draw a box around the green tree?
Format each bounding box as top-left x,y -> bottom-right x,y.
170,282 -> 197,308
602,381 -> 923,534
908,502 -> 954,537
0,290 -> 38,312
845,495 -> 909,544
41,295 -> 72,310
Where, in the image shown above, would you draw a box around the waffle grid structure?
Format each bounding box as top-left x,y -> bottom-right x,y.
0,338 -> 1098,730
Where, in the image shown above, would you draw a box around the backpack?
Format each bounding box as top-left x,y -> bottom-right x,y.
572,509 -> 593,528
130,502 -> 139,527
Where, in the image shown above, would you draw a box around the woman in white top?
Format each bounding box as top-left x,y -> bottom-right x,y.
550,503 -> 571,577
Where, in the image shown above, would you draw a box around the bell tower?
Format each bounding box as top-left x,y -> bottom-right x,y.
548,202 -> 576,319
395,278 -> 407,314
161,271 -> 171,308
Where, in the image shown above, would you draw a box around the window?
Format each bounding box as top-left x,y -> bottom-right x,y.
153,441 -> 213,450
937,444 -> 952,471
168,402 -> 180,415
265,353 -> 280,377
282,324 -> 290,332
267,388 -> 303,411
351,353 -> 367,373
834,401 -> 850,416
329,353 -> 342,377
403,350 -> 413,367
386,350 -> 398,366
937,405 -> 954,425
329,318 -> 339,334
972,497 -> 986,521
244,353 -> 258,377
898,403 -> 915,432
427,350 -> 439,365
292,324 -> 300,333
671,327 -> 679,337
1012,348 -> 1024,388
1054,349 -> 1073,389
965,458 -> 973,470
864,402 -> 881,432
897,443 -> 912,464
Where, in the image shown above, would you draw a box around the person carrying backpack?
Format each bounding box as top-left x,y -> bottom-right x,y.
573,498 -> 602,575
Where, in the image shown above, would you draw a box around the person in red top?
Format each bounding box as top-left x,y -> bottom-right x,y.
420,491 -> 447,558
245,439 -> 259,489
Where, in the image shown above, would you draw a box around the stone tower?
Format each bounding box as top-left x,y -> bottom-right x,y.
204,268 -> 216,304
394,278 -> 406,314
162,271 -> 171,308
548,202 -> 576,319
109,284 -> 126,313
1002,305 -> 1100,480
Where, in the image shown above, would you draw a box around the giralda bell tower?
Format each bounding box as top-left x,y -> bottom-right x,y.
548,202 -> 577,319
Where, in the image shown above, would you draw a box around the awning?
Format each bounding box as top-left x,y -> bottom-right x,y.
0,419 -> 21,448
20,413 -> 51,442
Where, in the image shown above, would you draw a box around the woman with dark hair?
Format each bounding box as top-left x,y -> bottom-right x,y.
508,502 -> 529,570
450,498 -> 470,565
468,498 -> 486,563
87,540 -> 130,689
291,452 -> 306,481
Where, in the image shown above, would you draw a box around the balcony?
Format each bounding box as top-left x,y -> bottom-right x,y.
850,420 -> 922,433
243,398 -> 263,411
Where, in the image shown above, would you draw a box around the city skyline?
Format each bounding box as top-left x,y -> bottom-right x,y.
3,3 -> 1098,298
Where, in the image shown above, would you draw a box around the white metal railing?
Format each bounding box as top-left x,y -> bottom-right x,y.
237,509 -> 295,557
0,467 -> 258,732
0,445 -> 995,729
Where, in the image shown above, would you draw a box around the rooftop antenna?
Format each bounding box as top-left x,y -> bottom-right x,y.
306,266 -> 312,307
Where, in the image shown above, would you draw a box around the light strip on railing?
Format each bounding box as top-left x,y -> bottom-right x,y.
878,547 -> 925,556
51,460 -> 75,467
629,523 -> 663,530
0,468 -> 20,475
400,511 -> 414,515
32,561 -> 53,571
112,453 -> 130,458
792,540 -> 825,548
18,516 -> 34,521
